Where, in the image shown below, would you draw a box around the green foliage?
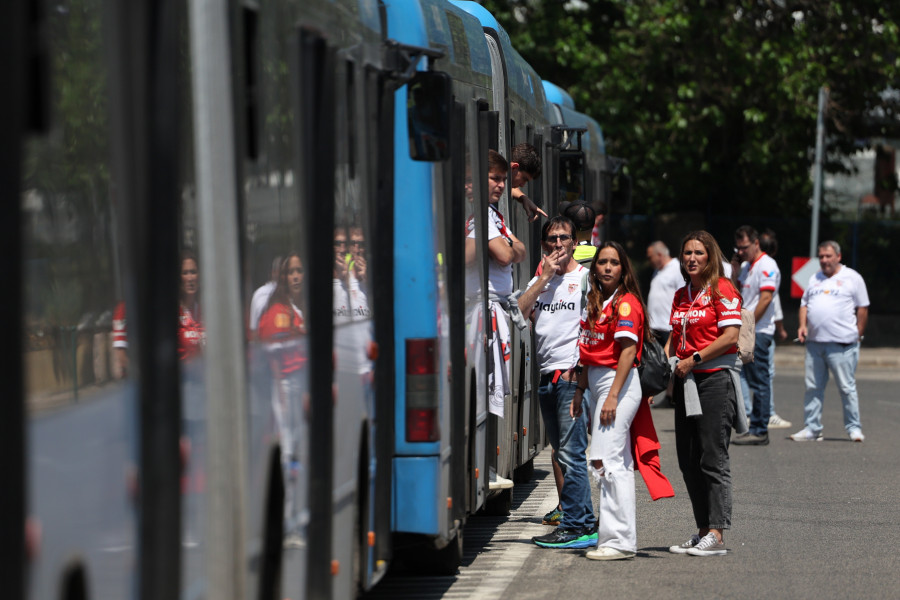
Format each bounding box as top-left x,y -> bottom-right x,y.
480,0 -> 900,218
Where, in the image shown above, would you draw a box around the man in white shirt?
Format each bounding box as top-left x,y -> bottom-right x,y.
646,241 -> 684,343
518,216 -> 597,549
646,241 -> 683,407
791,241 -> 869,443
732,225 -> 781,445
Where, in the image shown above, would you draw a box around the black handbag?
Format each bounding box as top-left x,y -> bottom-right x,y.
638,335 -> 671,396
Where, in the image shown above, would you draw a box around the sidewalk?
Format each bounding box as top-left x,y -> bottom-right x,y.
773,344 -> 900,369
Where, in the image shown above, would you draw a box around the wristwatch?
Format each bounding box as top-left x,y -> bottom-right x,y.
692,352 -> 703,364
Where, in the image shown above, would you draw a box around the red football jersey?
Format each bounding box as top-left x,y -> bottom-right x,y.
668,279 -> 741,371
578,291 -> 644,368
257,303 -> 306,375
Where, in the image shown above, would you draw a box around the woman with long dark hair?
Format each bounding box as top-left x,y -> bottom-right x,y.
665,231 -> 743,557
571,241 -> 646,561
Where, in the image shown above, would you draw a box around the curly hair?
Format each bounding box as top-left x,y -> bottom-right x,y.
585,242 -> 647,334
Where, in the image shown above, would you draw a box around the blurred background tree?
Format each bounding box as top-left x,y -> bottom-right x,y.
481,0 -> 900,218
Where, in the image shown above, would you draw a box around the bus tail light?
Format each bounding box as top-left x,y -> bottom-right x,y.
406,338 -> 439,442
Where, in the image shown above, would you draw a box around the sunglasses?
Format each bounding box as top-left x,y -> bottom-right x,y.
545,234 -> 573,243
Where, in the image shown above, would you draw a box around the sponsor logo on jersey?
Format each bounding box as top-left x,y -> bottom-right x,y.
763,270 -> 775,277
673,309 -> 707,319
619,319 -> 634,328
537,299 -> 577,314
721,297 -> 739,310
619,302 -> 631,317
275,313 -> 290,329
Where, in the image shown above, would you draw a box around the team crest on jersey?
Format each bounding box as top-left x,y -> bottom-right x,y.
568,283 -> 579,294
619,302 -> 631,317
700,295 -> 710,306
836,280 -> 843,287
721,297 -> 739,310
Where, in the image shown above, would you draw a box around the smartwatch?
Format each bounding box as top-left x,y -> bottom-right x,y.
692,352 -> 703,364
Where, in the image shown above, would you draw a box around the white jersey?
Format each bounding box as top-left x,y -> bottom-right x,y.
801,265 -> 869,344
465,205 -> 513,297
647,257 -> 683,332
738,253 -> 780,335
525,265 -> 586,374
249,280 -> 276,331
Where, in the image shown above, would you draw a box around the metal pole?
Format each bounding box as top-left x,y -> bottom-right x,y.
810,86 -> 827,257
188,1 -> 249,598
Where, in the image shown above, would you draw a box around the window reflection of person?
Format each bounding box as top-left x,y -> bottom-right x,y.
178,250 -> 205,549
257,252 -> 307,542
178,252 -> 204,362
349,226 -> 367,287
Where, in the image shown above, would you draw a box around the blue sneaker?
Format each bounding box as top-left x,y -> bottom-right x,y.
532,527 -> 597,549
542,507 -> 564,526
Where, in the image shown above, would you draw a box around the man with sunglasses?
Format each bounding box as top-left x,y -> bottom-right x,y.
518,216 -> 598,549
731,225 -> 781,446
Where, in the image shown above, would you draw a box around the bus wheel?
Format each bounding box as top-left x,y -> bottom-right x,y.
484,488 -> 511,516
405,532 -> 463,576
513,458 -> 534,483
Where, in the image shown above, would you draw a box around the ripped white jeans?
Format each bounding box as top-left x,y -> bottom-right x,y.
587,365 -> 642,552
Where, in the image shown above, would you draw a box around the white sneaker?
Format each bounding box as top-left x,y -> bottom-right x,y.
768,414 -> 792,429
686,532 -> 726,556
849,429 -> 865,442
790,427 -> 823,442
585,546 -> 635,561
669,534 -> 701,554
488,469 -> 513,490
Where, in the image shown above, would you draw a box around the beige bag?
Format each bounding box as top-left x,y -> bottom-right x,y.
738,308 -> 755,363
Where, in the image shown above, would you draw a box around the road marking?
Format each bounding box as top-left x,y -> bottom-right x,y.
364,452 -> 557,599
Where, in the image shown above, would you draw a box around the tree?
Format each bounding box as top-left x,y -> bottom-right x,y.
481,0 -> 900,218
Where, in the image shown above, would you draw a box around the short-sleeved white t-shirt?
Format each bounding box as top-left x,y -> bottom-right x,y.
738,253 -> 780,335
525,265 -> 586,374
647,257 -> 684,332
801,265 -> 869,344
465,205 -> 513,297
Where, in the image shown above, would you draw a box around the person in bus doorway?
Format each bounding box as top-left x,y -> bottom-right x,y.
665,231 -> 745,557
464,150 -> 527,489
518,216 -> 598,549
509,142 -> 547,222
571,242 -> 647,560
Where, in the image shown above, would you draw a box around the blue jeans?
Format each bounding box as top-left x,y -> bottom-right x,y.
741,333 -> 773,435
803,341 -> 862,434
538,377 -> 596,531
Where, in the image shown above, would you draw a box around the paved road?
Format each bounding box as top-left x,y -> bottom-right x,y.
365,367 -> 900,600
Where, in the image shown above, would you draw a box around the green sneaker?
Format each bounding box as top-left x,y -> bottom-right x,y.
542,507 -> 564,526
533,527 -> 598,549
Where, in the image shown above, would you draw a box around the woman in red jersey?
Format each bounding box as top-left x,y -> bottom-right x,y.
257,253 -> 307,538
178,251 -> 205,362
571,241 -> 646,561
665,231 -> 743,557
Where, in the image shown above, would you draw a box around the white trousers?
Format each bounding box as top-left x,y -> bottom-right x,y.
587,365 -> 642,552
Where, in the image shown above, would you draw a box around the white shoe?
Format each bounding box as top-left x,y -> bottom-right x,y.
686,532 -> 726,556
488,469 -> 513,490
848,429 -> 865,442
768,414 -> 792,429
790,427 -> 823,442
585,546 -> 635,561
669,534 -> 701,554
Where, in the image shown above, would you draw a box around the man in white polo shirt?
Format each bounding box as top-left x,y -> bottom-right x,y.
732,225 -> 781,445
791,241 -> 869,442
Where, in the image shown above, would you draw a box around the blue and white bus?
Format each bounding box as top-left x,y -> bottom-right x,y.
4,0 -> 626,597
